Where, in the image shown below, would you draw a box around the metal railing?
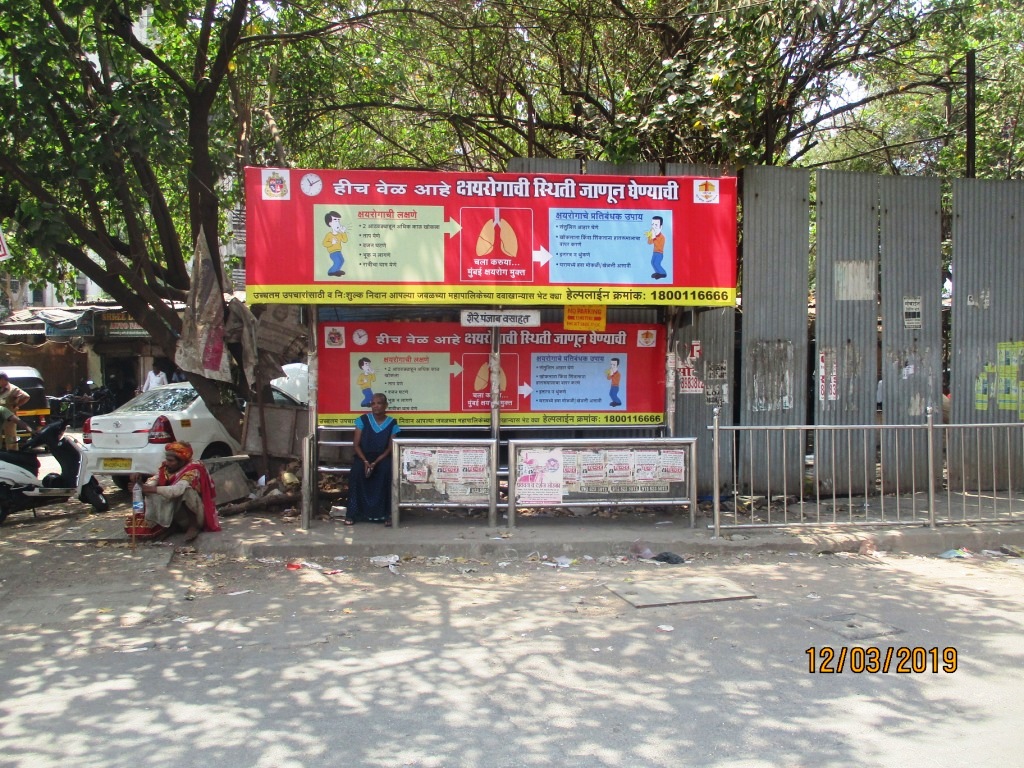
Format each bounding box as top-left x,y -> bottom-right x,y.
508,437 -> 697,528
710,407 -> 1024,535
392,439 -> 500,528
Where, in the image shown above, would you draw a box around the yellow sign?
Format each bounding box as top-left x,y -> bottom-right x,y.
321,411 -> 665,427
564,305 -> 607,331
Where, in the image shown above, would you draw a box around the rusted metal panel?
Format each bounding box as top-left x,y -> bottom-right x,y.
586,161 -> 661,176
879,176 -> 943,491
949,179 -> 1024,489
674,308 -> 735,495
505,158 -> 581,174
665,162 -> 734,178
738,166 -> 810,493
815,171 -> 878,494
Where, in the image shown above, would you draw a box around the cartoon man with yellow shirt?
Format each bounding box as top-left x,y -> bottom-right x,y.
323,211 -> 348,277
356,357 -> 376,407
646,215 -> 667,280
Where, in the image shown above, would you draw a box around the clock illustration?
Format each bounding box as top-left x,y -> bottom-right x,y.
352,329 -> 369,345
300,173 -> 323,196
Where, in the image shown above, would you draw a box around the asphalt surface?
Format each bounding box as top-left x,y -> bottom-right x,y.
1,491 -> 1023,767
2,501 -> 1024,765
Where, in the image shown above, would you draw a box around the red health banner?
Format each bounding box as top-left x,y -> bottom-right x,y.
245,168 -> 737,306
320,321 -> 665,427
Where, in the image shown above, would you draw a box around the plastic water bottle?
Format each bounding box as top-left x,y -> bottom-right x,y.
132,482 -> 144,515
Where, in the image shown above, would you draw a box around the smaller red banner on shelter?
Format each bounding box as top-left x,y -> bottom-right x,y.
319,321 -> 665,427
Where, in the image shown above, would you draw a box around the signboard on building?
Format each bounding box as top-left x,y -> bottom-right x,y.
318,321 -> 665,427
459,309 -> 540,327
244,168 -> 737,307
96,311 -> 148,337
564,305 -> 606,331
903,296 -> 923,329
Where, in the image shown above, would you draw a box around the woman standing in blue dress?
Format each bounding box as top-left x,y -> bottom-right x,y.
345,393 -> 400,526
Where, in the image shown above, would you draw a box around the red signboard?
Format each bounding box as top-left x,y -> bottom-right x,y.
245,168 -> 737,306
318,321 -> 666,427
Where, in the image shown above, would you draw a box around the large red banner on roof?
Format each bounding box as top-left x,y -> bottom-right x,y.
244,167 -> 736,306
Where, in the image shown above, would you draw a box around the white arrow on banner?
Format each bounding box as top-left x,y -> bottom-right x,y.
0,227 -> 11,261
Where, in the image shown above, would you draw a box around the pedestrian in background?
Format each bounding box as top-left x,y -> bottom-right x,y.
0,405 -> 35,449
0,372 -> 30,450
140,363 -> 168,393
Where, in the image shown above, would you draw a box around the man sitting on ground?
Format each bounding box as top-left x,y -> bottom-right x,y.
132,442 -> 221,542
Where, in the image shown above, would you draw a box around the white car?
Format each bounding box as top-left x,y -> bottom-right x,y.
84,382 -> 241,490
269,363 -> 309,406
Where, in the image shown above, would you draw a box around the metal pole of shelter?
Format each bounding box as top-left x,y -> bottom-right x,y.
926,406 -> 936,531
489,326 -> 501,528
300,307 -> 317,531
713,407 -> 721,539
665,307 -> 677,438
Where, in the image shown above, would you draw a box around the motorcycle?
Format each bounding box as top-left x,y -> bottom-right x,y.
0,419 -> 109,525
46,393 -> 78,426
46,383 -> 116,428
89,384 -> 118,416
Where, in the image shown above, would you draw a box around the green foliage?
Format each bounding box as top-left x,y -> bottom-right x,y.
803,0 -> 1024,179
0,0 -> 255,348
1,0 -> 1020,332
251,0 -> 939,170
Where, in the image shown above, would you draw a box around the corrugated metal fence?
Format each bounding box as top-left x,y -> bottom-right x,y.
707,170 -> 1024,527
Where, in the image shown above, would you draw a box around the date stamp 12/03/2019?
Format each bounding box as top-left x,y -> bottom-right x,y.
806,646 -> 958,674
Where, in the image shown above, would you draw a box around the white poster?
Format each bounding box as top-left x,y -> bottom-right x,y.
516,448 -> 564,505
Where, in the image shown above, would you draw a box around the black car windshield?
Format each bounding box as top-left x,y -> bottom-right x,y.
118,386 -> 198,413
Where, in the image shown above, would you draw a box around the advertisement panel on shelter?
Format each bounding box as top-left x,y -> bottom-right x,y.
400,444 -> 493,504
245,168 -> 737,306
318,321 -> 665,427
516,445 -> 687,506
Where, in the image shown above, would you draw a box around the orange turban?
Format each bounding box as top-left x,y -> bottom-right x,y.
165,442 -> 194,462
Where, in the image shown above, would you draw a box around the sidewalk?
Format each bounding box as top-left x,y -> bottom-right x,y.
36,444 -> 1024,561
182,508 -> 1024,561
44,484 -> 1024,561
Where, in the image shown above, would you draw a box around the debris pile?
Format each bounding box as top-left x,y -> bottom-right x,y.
217,463 -> 303,517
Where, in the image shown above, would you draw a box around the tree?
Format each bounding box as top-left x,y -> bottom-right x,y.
0,0 -> 259,432
260,0 -> 947,170
801,0 -> 1024,179
2,1 -> 1016,411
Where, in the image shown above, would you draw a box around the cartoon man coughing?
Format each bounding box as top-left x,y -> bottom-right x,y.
606,357 -> 622,407
323,211 -> 348,277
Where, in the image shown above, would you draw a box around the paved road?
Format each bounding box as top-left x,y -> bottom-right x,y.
1,512 -> 1022,768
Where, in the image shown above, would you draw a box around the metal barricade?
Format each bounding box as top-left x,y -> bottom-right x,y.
507,437 -> 697,528
711,407 -> 1024,535
391,439 -> 499,528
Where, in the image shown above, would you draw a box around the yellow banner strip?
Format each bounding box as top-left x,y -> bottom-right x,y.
248,284 -> 735,307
